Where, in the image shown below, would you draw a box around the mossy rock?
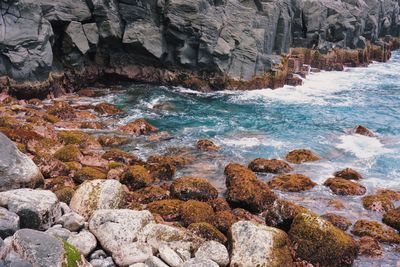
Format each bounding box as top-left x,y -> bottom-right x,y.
94,102 -> 124,115
268,173 -> 316,192
54,187 -> 75,204
321,213 -> 352,231
180,200 -> 215,226
57,130 -> 96,146
62,240 -> 86,267
265,199 -> 310,231
285,149 -> 320,164
147,155 -> 189,168
80,122 -> 104,129
324,177 -> 366,196
65,162 -> 82,171
121,165 -> 154,191
352,219 -> 400,244
102,148 -> 139,164
108,161 -> 126,169
288,213 -> 359,266
147,199 -> 183,221
73,167 -> 107,184
383,207 -> 400,231
43,113 -> 60,124
207,198 -> 231,212
188,222 -> 227,244
0,126 -> 43,144
358,236 -> 383,257
248,158 -> 293,174
196,139 -> 220,151
171,176 -> 218,201
146,161 -> 176,180
0,116 -> 18,128
119,118 -> 158,135
54,145 -> 82,162
47,102 -> 76,120
362,194 -> 394,212
333,168 -> 363,180
97,135 -> 129,147
131,185 -> 170,204
211,210 -> 237,234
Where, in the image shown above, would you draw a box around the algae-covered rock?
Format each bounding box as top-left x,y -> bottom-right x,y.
211,210 -> 238,234
208,198 -> 231,212
196,139 -> 220,151
73,166 -> 107,184
121,165 -> 154,191
324,177 -> 366,196
285,149 -> 320,164
248,158 -> 293,174
98,135 -> 130,147
57,130 -> 101,149
334,168 -> 363,180
230,220 -> 294,267
383,207 -> 400,231
119,118 -> 158,135
47,101 -> 76,120
171,176 -> 218,201
147,155 -> 189,168
351,219 -> 400,244
321,213 -> 352,231
147,199 -> 183,221
54,144 -> 83,162
70,179 -> 126,220
353,125 -> 375,137
94,102 -> 124,115
225,163 -> 277,213
268,173 -> 316,192
131,186 -> 170,204
265,199 -> 309,231
54,187 -> 75,205
288,213 -> 359,266
180,200 -> 215,226
188,222 -> 227,244
146,161 -> 176,180
358,236 -> 383,257
362,194 -> 395,212
102,148 -> 140,165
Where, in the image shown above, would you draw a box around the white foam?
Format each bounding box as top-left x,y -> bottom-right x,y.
336,134 -> 392,159
217,135 -> 285,149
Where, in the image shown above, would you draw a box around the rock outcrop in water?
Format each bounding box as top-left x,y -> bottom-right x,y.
1,0 -> 400,94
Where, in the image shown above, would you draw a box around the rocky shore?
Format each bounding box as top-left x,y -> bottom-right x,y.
0,91 -> 399,266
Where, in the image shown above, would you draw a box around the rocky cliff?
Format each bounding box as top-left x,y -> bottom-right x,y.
1,0 -> 400,91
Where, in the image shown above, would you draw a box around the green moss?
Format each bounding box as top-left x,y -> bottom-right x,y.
54,145 -> 82,162
180,200 -> 215,227
65,162 -> 81,171
188,222 -> 227,244
54,187 -> 75,204
352,219 -> 400,243
58,131 -> 88,145
121,165 -> 154,191
62,241 -> 82,267
147,199 -> 183,221
44,113 -> 60,123
108,161 -> 126,169
74,167 -> 107,184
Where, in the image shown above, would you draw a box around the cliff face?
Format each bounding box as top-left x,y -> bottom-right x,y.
1,0 -> 400,84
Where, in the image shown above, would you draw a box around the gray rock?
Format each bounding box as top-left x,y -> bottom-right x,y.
181,258 -> 219,267
60,202 -> 71,214
0,189 -> 61,230
89,209 -> 154,266
0,207 -> 19,239
35,0 -> 91,22
91,257 -> 116,267
67,230 -> 97,257
45,225 -> 72,240
64,21 -> 90,55
56,212 -> 85,232
195,241 -> 229,267
0,133 -> 44,191
70,179 -> 125,220
144,256 -> 169,267
229,221 -> 294,267
83,23 -> 100,46
158,244 -> 183,267
129,263 -> 148,267
92,0 -> 123,40
3,251 -> 33,267
90,249 -> 108,260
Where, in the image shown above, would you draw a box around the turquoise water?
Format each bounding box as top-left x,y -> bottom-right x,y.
104,52 -> 400,265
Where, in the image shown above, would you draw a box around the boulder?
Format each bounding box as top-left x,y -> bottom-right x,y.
180,200 -> 215,226
324,178 -> 366,196
158,244 -> 184,267
288,213 -> 359,266
73,166 -> 107,184
70,179 -> 126,220
119,119 -> 158,135
171,177 -> 218,201
0,207 -> 19,239
362,194 -> 394,212
194,241 -> 229,267
94,102 -> 124,115
358,236 -> 383,257
351,219 -> 400,244
67,230 -> 97,257
248,158 -> 293,174
188,223 -> 227,244
211,211 -> 237,234
333,168 -> 363,180
145,256 -> 169,267
229,221 -> 294,267
0,189 -> 61,230
45,225 -> 72,240
146,199 -> 183,221
36,0 -> 91,22
321,213 -> 352,231
64,21 -> 90,56
268,173 -> 316,192
265,199 -> 309,231
181,258 -> 219,267
352,125 -> 375,137
0,133 -> 44,191
102,148 -> 139,164
225,163 -> 277,213
121,165 -> 154,191
196,140 -> 220,151
285,149 -> 320,164
383,207 -> 400,231
89,209 -> 154,266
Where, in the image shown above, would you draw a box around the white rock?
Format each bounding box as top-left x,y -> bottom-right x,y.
112,242 -> 153,266
181,258 -> 219,267
158,244 -> 183,267
0,189 -> 61,230
195,241 -> 229,267
57,212 -> 85,232
91,257 -> 116,267
70,179 -> 125,220
129,263 -> 148,267
68,230 -> 97,256
45,225 -> 72,240
60,202 -> 72,214
145,256 -> 169,267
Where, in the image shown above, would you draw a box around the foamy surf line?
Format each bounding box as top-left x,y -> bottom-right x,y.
336,134 -> 393,159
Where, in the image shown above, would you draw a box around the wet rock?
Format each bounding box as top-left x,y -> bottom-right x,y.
0,207 -> 19,239
47,102 -> 76,120
248,158 -> 293,174
230,221 -> 294,267
265,199 -> 309,231
324,177 -> 366,196
67,230 -> 97,257
208,198 -> 231,212
376,189 -> 400,201
120,119 -> 158,135
147,199 -> 183,221
182,258 -> 219,267
358,236 -> 383,257
80,121 -> 104,130
362,194 -> 395,212
131,186 -> 170,204
70,179 -> 126,220
12,229 -> 86,267
54,144 -> 83,162
102,148 -> 140,165
285,149 -> 320,164
225,163 -> 277,213
76,88 -> 106,98
171,177 -> 218,201
188,223 -> 227,244
211,211 -> 237,234
353,125 -> 375,137
98,135 -> 130,147
351,220 -> 400,244
158,244 -> 184,267
89,209 -> 154,266
288,213 -> 358,266
74,166 -> 107,184
334,168 -> 363,180
195,240 -> 229,267
0,133 -> 44,191
0,189 -> 61,231
138,223 -> 204,253
321,213 -> 352,231
121,165 -> 154,191
181,200 -> 214,226
268,173 -> 316,192
196,140 -> 220,151
383,207 -> 400,231
147,155 -> 188,168
146,161 -> 176,180
56,212 -> 85,232
57,130 -> 101,149
94,103 -> 124,115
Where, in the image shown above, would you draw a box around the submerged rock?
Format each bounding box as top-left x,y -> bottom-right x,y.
225,163 -> 277,213
333,168 -> 363,180
0,133 -> 44,191
171,177 -> 218,201
288,213 -> 359,266
324,177 -> 366,196
248,158 -> 293,174
268,173 -> 316,192
351,220 -> 400,244
383,207 -> 400,231
229,221 -> 294,267
285,149 -> 320,164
